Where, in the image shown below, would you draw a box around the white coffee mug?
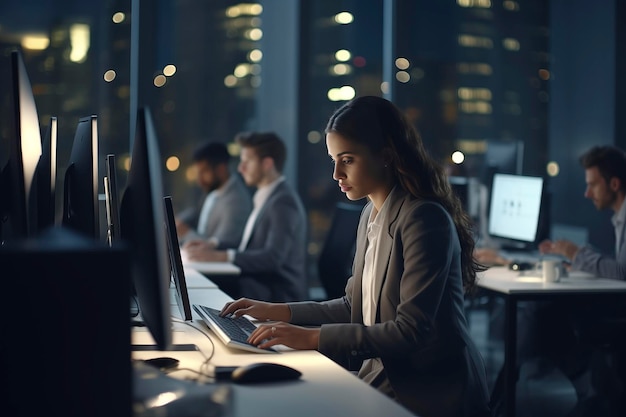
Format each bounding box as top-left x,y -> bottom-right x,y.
542,259 -> 561,283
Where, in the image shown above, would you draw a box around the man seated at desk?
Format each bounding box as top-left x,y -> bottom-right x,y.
176,141 -> 252,249
183,132 -> 308,303
538,145 -> 626,281
478,146 -> 626,416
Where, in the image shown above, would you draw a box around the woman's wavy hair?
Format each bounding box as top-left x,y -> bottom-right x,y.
325,96 -> 484,292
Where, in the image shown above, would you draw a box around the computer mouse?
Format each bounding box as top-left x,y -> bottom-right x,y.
508,261 -> 535,271
144,356 -> 180,370
230,362 -> 302,384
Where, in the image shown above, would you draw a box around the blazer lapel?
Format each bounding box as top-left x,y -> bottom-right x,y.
372,188 -> 405,321
350,202 -> 370,324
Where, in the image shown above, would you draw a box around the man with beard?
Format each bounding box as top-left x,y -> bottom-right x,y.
539,145 -> 626,280
176,141 -> 252,249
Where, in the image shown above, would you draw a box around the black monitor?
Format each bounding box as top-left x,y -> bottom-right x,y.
0,49 -> 42,243
62,115 -> 99,239
120,107 -> 172,350
33,116 -> 58,233
482,140 -> 524,187
487,173 -> 544,249
164,195 -> 192,321
104,154 -> 120,247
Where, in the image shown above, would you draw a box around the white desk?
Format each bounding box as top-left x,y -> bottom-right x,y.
181,249 -> 241,276
139,277 -> 416,417
476,267 -> 626,417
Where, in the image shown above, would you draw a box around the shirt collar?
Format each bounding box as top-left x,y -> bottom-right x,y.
612,198 -> 626,228
253,176 -> 285,209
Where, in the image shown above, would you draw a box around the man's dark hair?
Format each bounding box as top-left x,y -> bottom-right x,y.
192,142 -> 231,166
235,131 -> 287,173
579,145 -> 626,192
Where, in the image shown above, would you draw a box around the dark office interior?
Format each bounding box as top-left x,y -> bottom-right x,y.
1,1 -> 626,416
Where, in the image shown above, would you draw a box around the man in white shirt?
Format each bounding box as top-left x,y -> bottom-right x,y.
176,141 -> 252,249
184,132 -> 308,302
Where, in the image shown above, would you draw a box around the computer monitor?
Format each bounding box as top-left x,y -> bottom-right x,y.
482,140 -> 524,187
163,195 -> 192,321
120,107 -> 172,350
0,49 -> 42,243
62,115 -> 99,239
104,154 -> 121,247
487,173 -> 544,248
33,116 -> 57,233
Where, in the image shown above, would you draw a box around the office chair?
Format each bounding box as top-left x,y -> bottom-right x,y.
317,202 -> 363,300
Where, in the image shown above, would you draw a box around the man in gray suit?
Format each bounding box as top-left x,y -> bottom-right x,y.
539,145 -> 626,280
176,141 -> 252,249
184,132 -> 308,302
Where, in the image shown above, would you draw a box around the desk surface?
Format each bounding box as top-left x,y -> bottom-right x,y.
478,266 -> 626,294
140,276 -> 416,417
181,250 -> 241,275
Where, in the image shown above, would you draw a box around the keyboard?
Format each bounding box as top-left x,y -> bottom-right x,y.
192,305 -> 277,354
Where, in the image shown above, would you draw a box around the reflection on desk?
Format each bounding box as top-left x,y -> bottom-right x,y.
133,360 -> 232,417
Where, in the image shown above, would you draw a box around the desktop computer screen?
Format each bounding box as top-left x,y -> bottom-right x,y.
104,153 -> 120,247
0,49 -> 42,242
164,195 -> 192,321
33,116 -> 57,233
62,115 -> 99,239
120,107 -> 172,351
488,173 -> 544,245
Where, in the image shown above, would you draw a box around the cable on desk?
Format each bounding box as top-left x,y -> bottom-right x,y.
172,318 -> 216,377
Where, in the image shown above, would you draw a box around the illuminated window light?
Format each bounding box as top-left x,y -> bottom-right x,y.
153,74 -> 167,87
22,35 -> 50,51
103,69 -> 116,82
451,151 -> 465,164
331,64 -> 352,76
457,87 -> 492,101
163,64 -> 176,77
503,1 -> 520,11
395,71 -> 410,83
112,12 -> 125,24
246,28 -> 263,41
458,34 -> 493,49
234,63 -> 250,78
380,82 -> 390,94
248,49 -> 263,62
224,74 -> 238,87
335,49 -> 351,62
547,161 -> 559,177
503,38 -> 520,51
327,85 -> 356,102
395,57 -> 410,70
538,69 -> 550,80
307,131 -> 322,144
457,62 -> 492,75
226,3 -> 263,18
166,156 -> 180,172
457,0 -> 491,8
334,12 -> 354,24
69,24 -> 90,63
185,166 -> 196,182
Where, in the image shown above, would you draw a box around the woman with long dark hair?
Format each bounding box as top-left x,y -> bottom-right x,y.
221,96 -> 491,417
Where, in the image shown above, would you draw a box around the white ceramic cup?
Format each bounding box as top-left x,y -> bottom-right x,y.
542,259 -> 561,283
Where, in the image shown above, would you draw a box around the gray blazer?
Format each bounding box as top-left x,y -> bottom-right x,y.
572,243 -> 626,280
234,181 -> 308,302
179,175 -> 252,249
289,189 -> 491,417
